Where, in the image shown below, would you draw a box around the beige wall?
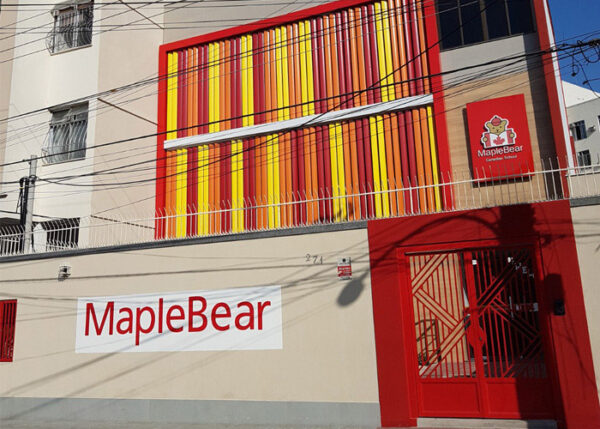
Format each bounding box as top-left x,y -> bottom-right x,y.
0,6 -> 17,192
89,5 -> 163,220
572,203 -> 600,401
163,0 -> 330,44
0,228 -> 379,403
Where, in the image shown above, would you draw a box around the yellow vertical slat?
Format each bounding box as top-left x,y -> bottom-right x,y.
427,106 -> 442,211
335,122 -> 347,220
299,21 -> 310,117
375,2 -> 389,102
167,52 -> 177,140
304,20 -> 315,115
381,1 -> 395,101
281,26 -> 290,120
376,115 -> 390,217
167,52 -> 177,237
369,117 -> 383,217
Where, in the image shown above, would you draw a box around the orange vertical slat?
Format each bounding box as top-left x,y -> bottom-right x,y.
415,0 -> 430,93
394,0 -> 409,97
383,114 -> 398,216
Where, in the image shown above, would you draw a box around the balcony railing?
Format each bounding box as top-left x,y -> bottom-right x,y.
1,160 -> 599,257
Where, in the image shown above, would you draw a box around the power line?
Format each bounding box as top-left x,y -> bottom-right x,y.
2,33 -> 580,206
0,38 -> 592,177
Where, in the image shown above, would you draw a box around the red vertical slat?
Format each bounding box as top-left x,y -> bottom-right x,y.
361,6 -> 374,105
342,10 -> 354,109
408,0 -> 424,94
402,0 -> 416,96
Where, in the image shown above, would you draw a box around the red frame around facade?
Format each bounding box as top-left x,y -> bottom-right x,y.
367,200 -> 600,428
531,0 -> 572,182
155,0 -> 450,224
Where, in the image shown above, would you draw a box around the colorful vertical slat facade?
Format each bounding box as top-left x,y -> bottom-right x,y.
160,0 -> 443,237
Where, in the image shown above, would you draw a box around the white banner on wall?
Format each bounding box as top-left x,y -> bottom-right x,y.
75,286 -> 282,353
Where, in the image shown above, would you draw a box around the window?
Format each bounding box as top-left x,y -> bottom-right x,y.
47,1 -> 93,54
0,300 -> 17,362
437,0 -> 535,50
41,218 -> 80,251
577,150 -> 592,167
570,120 -> 587,141
44,103 -> 88,164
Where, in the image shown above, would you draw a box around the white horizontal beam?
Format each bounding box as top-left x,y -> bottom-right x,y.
164,93 -> 433,150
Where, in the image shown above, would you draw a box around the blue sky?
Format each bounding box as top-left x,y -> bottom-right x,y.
548,0 -> 600,90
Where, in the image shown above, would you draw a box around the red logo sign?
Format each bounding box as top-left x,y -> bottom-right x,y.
466,94 -> 534,180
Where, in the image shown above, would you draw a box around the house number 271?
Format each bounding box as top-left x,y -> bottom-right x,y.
305,254 -> 323,264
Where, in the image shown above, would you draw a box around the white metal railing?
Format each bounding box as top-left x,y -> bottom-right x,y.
1,160 -> 599,257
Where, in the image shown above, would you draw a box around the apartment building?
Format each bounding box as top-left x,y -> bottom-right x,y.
563,81 -> 600,166
1,1 -> 600,428
0,0 -> 161,249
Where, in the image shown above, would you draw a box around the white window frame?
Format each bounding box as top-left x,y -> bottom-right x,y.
577,150 -> 592,167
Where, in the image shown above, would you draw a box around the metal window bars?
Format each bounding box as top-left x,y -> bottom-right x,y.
0,158 -> 599,257
43,107 -> 88,164
46,2 -> 93,54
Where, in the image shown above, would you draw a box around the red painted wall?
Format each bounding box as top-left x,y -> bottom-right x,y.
367,200 -> 600,428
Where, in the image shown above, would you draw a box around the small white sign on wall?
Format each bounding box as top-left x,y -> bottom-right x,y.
75,286 -> 283,353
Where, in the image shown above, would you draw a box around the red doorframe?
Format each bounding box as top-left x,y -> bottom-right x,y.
367,201 -> 600,428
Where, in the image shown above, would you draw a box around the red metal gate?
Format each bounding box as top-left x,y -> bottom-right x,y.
407,247 -> 554,418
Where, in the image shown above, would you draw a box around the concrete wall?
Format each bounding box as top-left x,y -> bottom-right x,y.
571,201 -> 600,402
0,228 -> 380,426
90,5 -> 162,220
162,0 -> 330,44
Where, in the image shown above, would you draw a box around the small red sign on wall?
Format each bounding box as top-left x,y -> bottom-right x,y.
466,94 -> 534,180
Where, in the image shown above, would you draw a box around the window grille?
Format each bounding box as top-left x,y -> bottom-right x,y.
44,104 -> 88,164
46,2 -> 93,54
41,218 -> 80,251
0,300 -> 17,362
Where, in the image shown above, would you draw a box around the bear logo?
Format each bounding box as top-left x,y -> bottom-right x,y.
481,115 -> 516,149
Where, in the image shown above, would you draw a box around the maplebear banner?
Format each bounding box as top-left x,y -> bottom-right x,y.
466,94 -> 534,180
75,286 -> 283,353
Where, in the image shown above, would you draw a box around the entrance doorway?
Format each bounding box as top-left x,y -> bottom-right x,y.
405,247 -> 555,419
